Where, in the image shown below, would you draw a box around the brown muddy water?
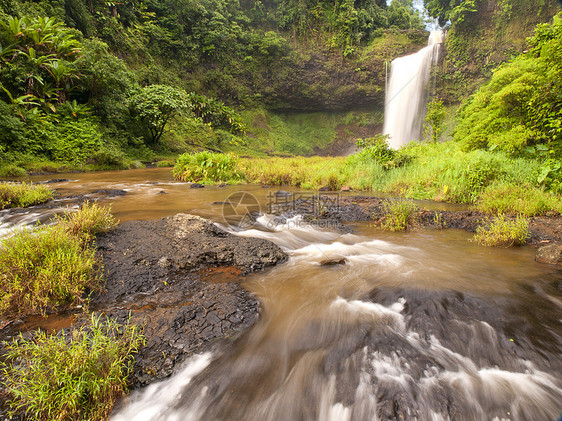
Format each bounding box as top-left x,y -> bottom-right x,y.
3,168 -> 562,420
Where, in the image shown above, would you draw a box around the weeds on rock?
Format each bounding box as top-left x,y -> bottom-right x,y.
473,214 -> 529,247
378,200 -> 418,232
1,314 -> 145,421
57,201 -> 118,239
0,182 -> 53,209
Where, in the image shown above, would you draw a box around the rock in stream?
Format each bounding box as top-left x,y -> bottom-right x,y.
93,213 -> 287,386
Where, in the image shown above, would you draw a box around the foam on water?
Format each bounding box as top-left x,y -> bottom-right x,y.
111,352 -> 213,421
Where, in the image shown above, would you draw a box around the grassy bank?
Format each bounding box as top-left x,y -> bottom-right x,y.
0,202 -> 116,317
0,203 -> 144,420
0,158 -> 148,178
174,141 -> 562,216
0,183 -> 53,209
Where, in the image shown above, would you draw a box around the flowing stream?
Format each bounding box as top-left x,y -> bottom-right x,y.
383,31 -> 443,149
3,169 -> 562,420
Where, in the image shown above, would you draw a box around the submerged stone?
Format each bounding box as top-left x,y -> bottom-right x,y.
319,258 -> 347,266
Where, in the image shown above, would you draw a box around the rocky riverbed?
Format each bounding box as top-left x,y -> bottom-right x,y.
0,212 -> 287,413
92,213 -> 287,386
272,194 -> 562,263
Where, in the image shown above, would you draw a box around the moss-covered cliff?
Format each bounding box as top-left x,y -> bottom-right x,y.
434,0 -> 560,103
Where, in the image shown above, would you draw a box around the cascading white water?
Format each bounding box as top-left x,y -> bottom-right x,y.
383,31 -> 443,149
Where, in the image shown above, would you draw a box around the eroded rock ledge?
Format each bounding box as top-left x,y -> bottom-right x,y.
93,213 -> 287,386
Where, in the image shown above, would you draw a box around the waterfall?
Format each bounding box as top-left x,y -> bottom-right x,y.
383,31 -> 443,149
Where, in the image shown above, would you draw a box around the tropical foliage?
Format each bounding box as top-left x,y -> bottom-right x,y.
455,12 -> 562,192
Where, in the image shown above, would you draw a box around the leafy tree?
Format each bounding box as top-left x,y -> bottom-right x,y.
129,84 -> 190,145
187,92 -> 246,134
75,38 -> 137,127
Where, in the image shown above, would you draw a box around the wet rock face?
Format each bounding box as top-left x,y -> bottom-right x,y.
535,244 -> 562,265
94,214 -> 287,386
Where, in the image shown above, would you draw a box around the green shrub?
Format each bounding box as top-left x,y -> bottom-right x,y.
89,147 -> 129,170
2,314 -> 144,421
173,151 -> 245,183
478,182 -> 562,216
0,164 -> 27,178
473,214 -> 530,247
0,203 -> 116,316
0,182 -> 53,209
347,135 -> 397,169
156,160 -> 175,167
378,199 -> 418,232
454,13 -> 562,156
423,98 -> 445,142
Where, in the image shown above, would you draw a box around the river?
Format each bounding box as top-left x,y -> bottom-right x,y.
4,168 -> 562,420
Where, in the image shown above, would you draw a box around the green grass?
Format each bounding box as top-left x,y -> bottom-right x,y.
242,156 -> 349,189
171,139 -> 562,217
0,182 -> 54,209
477,182 -> 562,216
0,156 -> 149,176
0,203 -> 117,317
377,200 -> 418,232
473,214 -> 530,247
57,201 -> 118,238
156,160 -> 175,167
2,314 -> 144,421
173,151 -> 245,183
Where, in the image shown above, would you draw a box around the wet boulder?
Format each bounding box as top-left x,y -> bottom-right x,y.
535,244 -> 562,265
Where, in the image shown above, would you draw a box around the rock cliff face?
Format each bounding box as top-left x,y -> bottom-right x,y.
436,0 -> 560,103
261,30 -> 428,111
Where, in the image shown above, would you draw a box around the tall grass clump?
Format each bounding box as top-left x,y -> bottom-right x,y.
2,314 -> 144,421
57,201 -> 117,238
478,182 -> 562,216
0,182 -> 53,209
242,156 -> 347,188
173,151 -> 245,183
0,203 -> 117,317
473,215 -> 530,247
378,200 -> 418,232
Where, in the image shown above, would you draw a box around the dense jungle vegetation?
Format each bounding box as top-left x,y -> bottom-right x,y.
0,0 -> 560,214
0,0 -> 426,173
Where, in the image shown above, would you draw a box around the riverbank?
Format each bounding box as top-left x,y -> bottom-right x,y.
0,211 -> 287,418
0,187 -> 560,418
272,194 -> 562,247
174,142 -> 562,217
